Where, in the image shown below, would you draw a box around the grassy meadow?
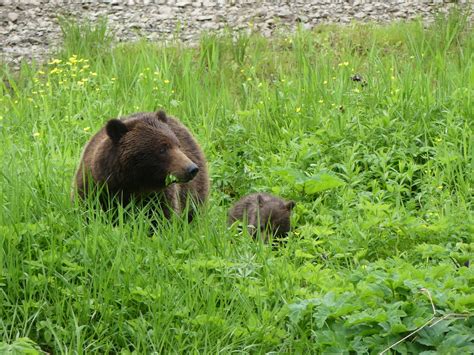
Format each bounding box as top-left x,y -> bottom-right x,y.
1,12 -> 473,353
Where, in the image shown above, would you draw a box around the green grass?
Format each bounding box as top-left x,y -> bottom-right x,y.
1,11 -> 473,353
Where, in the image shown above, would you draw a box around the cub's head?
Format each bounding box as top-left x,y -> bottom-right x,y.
256,194 -> 295,237
105,111 -> 198,190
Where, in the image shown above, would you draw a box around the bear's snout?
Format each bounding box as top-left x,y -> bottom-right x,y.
186,164 -> 199,179
168,148 -> 200,183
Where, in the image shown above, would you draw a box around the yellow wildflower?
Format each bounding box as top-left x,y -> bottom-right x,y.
164,79 -> 170,84
48,59 -> 62,65
83,127 -> 91,132
33,132 -> 40,137
296,107 -> 301,113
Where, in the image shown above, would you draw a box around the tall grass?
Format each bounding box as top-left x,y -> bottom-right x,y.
1,11 -> 473,353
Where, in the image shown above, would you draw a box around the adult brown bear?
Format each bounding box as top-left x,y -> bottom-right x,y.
73,110 -> 209,221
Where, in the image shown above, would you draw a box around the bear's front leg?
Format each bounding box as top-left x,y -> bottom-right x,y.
160,185 -> 181,219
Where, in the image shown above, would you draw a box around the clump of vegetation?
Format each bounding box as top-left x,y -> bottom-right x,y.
0,11 -> 473,353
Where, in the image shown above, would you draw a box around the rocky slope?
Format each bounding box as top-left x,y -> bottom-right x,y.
0,0 -> 472,68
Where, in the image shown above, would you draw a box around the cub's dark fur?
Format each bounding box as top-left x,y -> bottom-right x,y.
228,193 -> 295,241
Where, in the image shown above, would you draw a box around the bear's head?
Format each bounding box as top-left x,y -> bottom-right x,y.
257,195 -> 295,237
105,111 -> 199,191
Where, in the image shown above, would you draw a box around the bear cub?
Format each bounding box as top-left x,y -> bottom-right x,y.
73,110 -> 209,221
228,193 -> 295,241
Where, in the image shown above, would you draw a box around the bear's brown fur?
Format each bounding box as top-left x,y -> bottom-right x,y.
228,193 -> 295,241
73,110 -> 209,220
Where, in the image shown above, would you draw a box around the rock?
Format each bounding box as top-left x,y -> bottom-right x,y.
7,12 -> 19,22
6,34 -> 21,44
202,22 -> 219,30
155,14 -> 170,21
213,13 -> 225,22
176,1 -> 191,7
340,16 -> 351,23
159,6 -> 173,15
197,15 -> 213,21
363,4 -> 374,13
277,8 -> 293,19
296,15 -> 309,23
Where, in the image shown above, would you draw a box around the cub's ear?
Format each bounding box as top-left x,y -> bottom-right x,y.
257,194 -> 264,208
286,200 -> 296,211
156,110 -> 168,122
106,119 -> 128,143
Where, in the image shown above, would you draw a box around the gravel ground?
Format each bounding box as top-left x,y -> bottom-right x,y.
0,1 -> 472,69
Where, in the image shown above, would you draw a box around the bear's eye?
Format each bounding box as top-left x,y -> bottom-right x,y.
159,146 -> 168,154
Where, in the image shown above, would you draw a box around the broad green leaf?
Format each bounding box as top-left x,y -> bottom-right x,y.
300,173 -> 345,195
344,309 -> 388,326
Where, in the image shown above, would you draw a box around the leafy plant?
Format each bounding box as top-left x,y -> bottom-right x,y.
0,9 -> 472,353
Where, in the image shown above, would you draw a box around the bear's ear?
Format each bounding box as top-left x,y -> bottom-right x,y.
286,200 -> 296,211
257,194 -> 264,208
106,119 -> 128,144
156,110 -> 168,123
